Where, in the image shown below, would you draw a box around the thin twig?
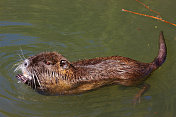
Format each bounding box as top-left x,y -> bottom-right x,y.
122,9 -> 176,27
136,0 -> 161,17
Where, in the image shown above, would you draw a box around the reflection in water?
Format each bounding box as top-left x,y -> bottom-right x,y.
0,21 -> 32,26
0,0 -> 176,117
0,34 -> 37,47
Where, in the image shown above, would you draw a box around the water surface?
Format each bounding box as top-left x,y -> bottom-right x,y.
0,0 -> 176,117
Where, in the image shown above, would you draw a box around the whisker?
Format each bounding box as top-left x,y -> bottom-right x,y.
18,54 -> 24,61
14,64 -> 22,72
12,61 -> 22,71
20,47 -> 26,60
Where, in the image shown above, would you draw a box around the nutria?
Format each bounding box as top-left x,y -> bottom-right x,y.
15,31 -> 167,103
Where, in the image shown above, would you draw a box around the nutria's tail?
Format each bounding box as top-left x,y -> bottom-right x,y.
151,31 -> 167,70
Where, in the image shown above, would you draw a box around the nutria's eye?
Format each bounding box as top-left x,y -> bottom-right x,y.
24,59 -> 29,67
24,63 -> 27,66
60,60 -> 66,65
60,60 -> 68,69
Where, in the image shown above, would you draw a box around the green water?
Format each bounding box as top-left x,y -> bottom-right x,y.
0,0 -> 176,117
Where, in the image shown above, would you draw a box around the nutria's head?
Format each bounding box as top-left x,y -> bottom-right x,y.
15,52 -> 75,94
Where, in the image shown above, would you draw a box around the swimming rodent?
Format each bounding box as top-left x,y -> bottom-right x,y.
15,31 -> 167,103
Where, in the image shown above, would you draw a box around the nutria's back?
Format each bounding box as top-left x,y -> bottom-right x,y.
72,56 -> 152,86
15,31 -> 166,97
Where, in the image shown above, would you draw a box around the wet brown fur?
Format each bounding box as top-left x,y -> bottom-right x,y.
16,32 -> 167,100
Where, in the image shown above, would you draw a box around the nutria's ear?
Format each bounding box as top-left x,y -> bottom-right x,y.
60,60 -> 69,69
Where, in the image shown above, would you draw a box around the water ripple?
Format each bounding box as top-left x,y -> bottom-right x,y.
0,21 -> 32,26
0,33 -> 38,47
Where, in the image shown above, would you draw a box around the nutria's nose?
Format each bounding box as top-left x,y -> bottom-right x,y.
24,59 -> 30,67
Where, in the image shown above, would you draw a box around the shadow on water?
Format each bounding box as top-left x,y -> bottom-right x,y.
0,0 -> 176,117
